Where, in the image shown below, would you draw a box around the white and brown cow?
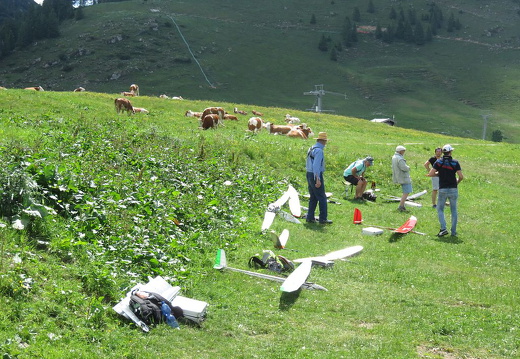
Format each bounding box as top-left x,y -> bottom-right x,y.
121,91 -> 135,97
25,86 -> 44,91
129,84 -> 139,96
234,107 -> 247,115
133,107 -> 149,114
200,114 -> 220,130
252,110 -> 264,116
247,117 -> 263,132
185,110 -> 203,118
287,125 -> 314,139
114,98 -> 134,115
264,122 -> 294,135
201,107 -> 225,126
285,114 -> 301,124
73,87 -> 85,92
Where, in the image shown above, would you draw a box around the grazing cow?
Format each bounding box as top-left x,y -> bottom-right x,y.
223,114 -> 238,121
0,86 -> 6,90
200,114 -> 220,130
264,122 -> 294,135
185,110 -> 203,118
248,117 -> 263,132
252,110 -> 264,116
287,125 -> 314,139
25,86 -> 44,91
73,87 -> 85,92
114,97 -> 134,115
285,114 -> 301,124
133,107 -> 149,114
234,107 -> 247,115
121,91 -> 135,97
171,96 -> 184,100
129,84 -> 139,96
201,107 -> 225,126
185,110 -> 202,118
159,94 -> 169,99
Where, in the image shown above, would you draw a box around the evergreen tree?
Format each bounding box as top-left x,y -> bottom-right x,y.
491,130 -> 504,142
330,47 -> 338,61
414,21 -> 425,45
447,12 -> 455,32
382,24 -> 395,43
310,14 -> 316,25
425,24 -> 433,42
342,17 -> 353,47
353,7 -> 361,22
375,23 -> 382,39
367,0 -> 375,14
389,7 -> 397,20
75,6 -> 84,20
318,34 -> 328,52
403,20 -> 414,43
407,7 -> 416,26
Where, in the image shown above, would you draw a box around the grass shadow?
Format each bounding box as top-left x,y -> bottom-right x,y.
279,290 -> 302,311
388,233 -> 404,243
432,235 -> 464,244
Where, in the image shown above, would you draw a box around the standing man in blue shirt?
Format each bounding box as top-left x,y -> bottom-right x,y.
305,132 -> 332,225
427,144 -> 464,237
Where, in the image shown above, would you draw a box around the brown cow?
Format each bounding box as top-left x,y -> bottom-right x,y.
133,107 -> 149,114
114,98 -> 134,115
252,110 -> 264,116
185,110 -> 203,118
287,125 -> 314,139
200,114 -> 220,130
201,107 -> 225,126
73,87 -> 85,92
223,114 -> 239,121
121,91 -> 135,97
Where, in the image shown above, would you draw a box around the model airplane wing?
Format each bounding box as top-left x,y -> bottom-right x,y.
261,211 -> 276,231
278,210 -> 301,224
394,215 -> 417,234
280,260 -> 312,292
407,189 -> 427,200
303,192 -> 333,199
294,245 -> 363,264
287,185 -> 302,217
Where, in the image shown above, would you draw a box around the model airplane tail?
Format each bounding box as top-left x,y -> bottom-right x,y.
214,248 -> 227,269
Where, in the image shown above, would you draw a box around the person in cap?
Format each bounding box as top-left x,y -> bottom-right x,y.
305,132 -> 332,224
424,147 -> 443,208
427,144 -> 464,237
343,156 -> 374,200
391,145 -> 412,211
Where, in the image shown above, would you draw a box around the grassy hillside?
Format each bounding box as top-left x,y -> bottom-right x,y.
0,89 -> 519,358
0,0 -> 519,143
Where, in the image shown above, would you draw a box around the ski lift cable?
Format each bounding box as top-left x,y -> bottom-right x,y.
165,14 -> 215,88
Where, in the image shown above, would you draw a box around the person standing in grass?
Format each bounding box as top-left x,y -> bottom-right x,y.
305,132 -> 332,225
343,156 -> 374,200
424,147 -> 442,208
391,145 -> 412,212
428,144 -> 464,237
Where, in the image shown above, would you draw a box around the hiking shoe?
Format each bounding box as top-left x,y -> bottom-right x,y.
306,218 -> 317,223
432,204 -> 437,208
319,220 -> 333,225
437,229 -> 449,237
397,206 -> 407,212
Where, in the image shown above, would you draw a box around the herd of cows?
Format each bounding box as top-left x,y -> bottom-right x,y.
2,83 -> 315,139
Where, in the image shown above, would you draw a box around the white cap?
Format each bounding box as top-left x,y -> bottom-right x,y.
395,145 -> 406,152
442,144 -> 454,152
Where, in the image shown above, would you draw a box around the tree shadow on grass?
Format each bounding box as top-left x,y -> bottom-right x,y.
279,290 -> 301,311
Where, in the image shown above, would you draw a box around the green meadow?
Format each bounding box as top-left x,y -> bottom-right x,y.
1,0 -> 519,142
0,90 -> 518,358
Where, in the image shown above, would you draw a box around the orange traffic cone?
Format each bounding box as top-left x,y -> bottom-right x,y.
353,208 -> 362,224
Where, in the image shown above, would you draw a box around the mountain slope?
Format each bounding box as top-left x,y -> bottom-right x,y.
0,0 -> 519,142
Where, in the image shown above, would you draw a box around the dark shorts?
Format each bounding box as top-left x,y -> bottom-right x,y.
344,175 -> 360,185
